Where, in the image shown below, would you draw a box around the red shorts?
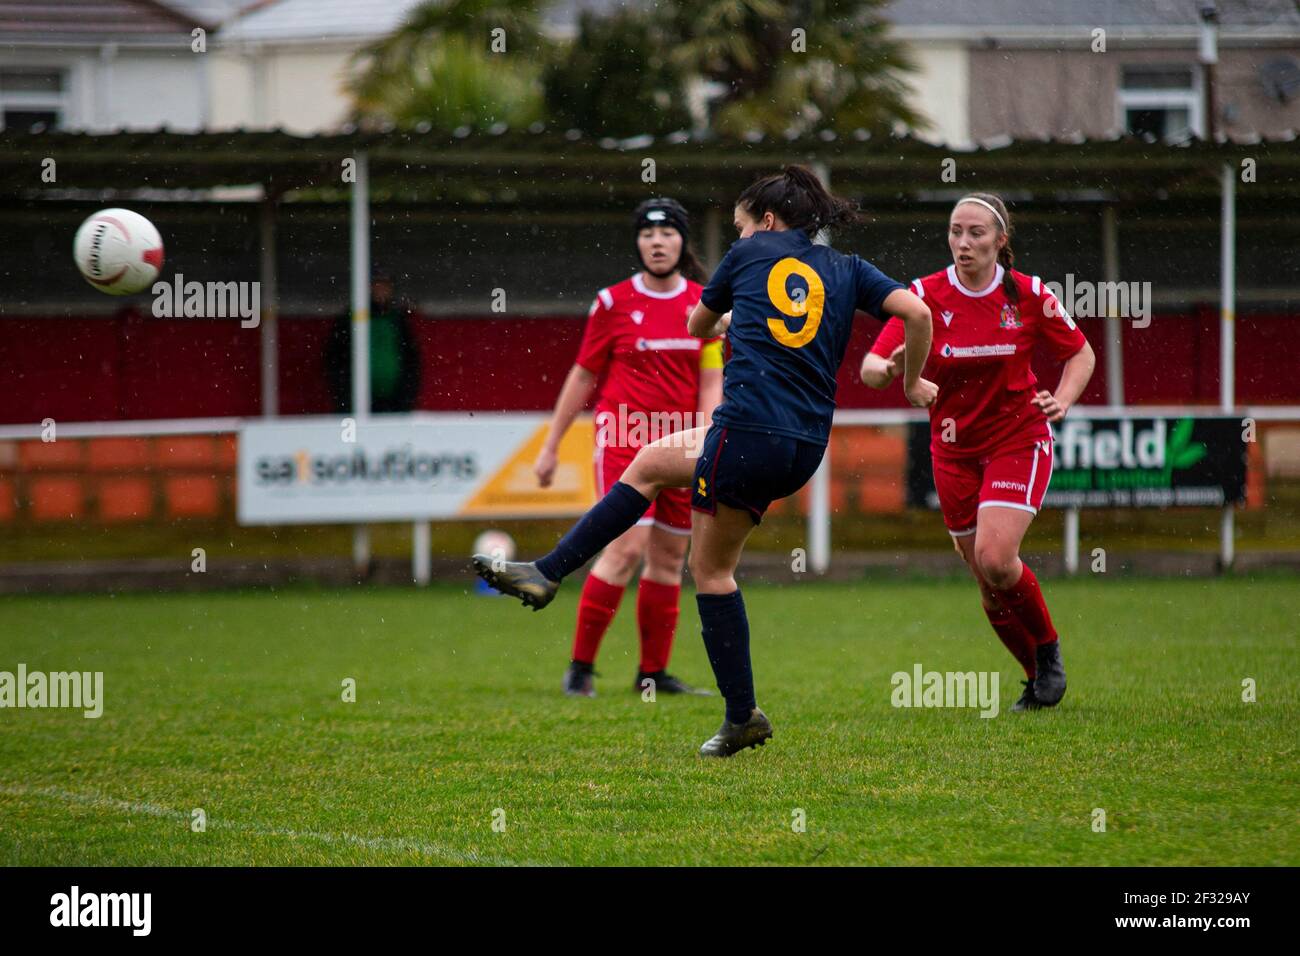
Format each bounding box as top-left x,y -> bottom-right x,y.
931,439 -> 1054,537
595,443 -> 692,535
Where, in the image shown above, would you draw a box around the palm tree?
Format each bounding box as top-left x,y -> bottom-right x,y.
543,8 -> 693,137
347,0 -> 924,139
347,0 -> 549,131
664,0 -> 926,137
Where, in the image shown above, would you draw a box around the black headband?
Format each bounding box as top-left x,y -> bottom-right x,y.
634,202 -> 689,245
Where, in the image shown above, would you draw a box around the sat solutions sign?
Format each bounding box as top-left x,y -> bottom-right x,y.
237,415 -> 596,524
907,417 -> 1247,510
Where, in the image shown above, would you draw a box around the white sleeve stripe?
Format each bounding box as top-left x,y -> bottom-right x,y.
1031,275 -> 1041,295
597,288 -> 614,310
911,278 -> 924,298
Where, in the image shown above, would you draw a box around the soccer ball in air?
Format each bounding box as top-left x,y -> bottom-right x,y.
73,208 -> 164,295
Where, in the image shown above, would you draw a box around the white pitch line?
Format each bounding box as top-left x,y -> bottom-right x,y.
0,784 -> 550,868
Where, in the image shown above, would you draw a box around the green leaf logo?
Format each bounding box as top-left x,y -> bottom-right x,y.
1168,418 -> 1207,471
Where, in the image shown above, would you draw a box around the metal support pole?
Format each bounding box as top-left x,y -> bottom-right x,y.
1063,507 -> 1080,575
809,455 -> 831,575
1220,164 -> 1235,412
703,206 -> 722,272
1101,206 -> 1123,406
412,521 -> 431,585
809,161 -> 831,573
1220,161 -> 1236,570
351,151 -> 371,576
351,150 -> 371,419
353,528 -> 371,577
259,196 -> 278,418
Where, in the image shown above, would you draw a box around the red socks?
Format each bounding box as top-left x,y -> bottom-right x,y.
984,603 -> 1037,678
571,573 -> 625,665
636,578 -> 681,674
993,562 -> 1059,647
571,574 -> 682,672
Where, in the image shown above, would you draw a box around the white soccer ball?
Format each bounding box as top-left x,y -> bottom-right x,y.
73,208 -> 164,295
473,530 -> 516,563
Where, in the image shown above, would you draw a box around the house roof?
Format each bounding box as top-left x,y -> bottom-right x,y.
0,0 -> 205,42
884,0 -> 1300,36
216,0 -> 639,44
217,0 -> 431,43
9,0 -> 1298,47
159,0 -> 248,28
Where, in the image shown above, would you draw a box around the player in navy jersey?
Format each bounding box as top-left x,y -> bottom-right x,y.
862,192 -> 1095,711
474,165 -> 934,756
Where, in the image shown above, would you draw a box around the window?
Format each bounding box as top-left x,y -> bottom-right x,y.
0,69 -> 67,131
1119,65 -> 1201,141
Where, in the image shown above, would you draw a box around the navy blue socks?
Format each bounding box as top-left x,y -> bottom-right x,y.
697,589 -> 755,724
534,481 -> 652,583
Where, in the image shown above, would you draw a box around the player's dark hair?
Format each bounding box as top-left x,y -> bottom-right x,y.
676,245 -> 708,283
959,192 -> 1018,303
736,165 -> 859,237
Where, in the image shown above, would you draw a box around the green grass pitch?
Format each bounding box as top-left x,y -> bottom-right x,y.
0,577 -> 1295,866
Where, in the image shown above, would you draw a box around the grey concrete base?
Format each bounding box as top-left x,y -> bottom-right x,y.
0,550 -> 1297,595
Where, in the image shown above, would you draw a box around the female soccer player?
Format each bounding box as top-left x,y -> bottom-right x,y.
475,166 -> 935,756
534,197 -> 722,698
861,192 -> 1096,711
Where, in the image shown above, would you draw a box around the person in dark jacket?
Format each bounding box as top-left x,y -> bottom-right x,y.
324,272 -> 422,414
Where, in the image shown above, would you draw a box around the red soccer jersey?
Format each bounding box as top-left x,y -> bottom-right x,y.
870,265 -> 1087,459
575,273 -> 719,446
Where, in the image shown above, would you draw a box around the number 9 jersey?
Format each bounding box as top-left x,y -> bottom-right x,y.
699,229 -> 904,444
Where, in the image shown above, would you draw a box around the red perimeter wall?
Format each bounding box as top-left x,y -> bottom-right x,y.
2,308 -> 1295,424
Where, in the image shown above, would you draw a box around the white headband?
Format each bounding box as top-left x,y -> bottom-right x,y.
954,196 -> 1007,232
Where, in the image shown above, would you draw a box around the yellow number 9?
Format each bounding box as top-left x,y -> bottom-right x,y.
766,258 -> 825,348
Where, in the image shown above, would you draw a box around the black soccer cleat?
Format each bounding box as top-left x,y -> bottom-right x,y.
698,708 -> 772,757
563,661 -> 597,698
1033,641 -> 1067,706
634,671 -> 713,696
1011,679 -> 1043,712
471,554 -> 559,611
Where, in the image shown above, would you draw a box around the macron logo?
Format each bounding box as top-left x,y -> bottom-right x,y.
941,310 -> 954,327
50,886 -> 151,936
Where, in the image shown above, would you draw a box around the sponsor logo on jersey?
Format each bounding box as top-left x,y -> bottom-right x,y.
941,310 -> 954,327
636,337 -> 700,351
630,310 -> 645,325
941,343 -> 1017,359
999,304 -> 1022,330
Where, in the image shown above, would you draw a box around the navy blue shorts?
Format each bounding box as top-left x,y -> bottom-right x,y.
691,424 -> 827,525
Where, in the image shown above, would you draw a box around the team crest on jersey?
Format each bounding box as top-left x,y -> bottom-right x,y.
630,310 -> 645,325
999,303 -> 1022,330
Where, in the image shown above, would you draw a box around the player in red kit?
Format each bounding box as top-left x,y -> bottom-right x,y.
533,198 -> 723,698
862,193 -> 1096,711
